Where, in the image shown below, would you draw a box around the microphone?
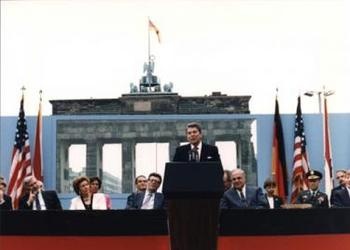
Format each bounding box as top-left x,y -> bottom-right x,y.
188,149 -> 198,162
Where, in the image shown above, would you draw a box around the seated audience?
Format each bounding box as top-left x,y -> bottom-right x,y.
19,176 -> 62,210
126,172 -> 165,210
333,171 -> 350,207
220,169 -> 268,209
70,176 -> 107,210
296,170 -> 329,208
126,175 -> 148,207
223,170 -> 232,191
0,178 -> 13,210
90,176 -> 112,209
134,175 -> 148,193
330,170 -> 347,206
263,178 -> 284,209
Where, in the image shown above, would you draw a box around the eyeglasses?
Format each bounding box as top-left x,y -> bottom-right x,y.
149,178 -> 161,183
137,180 -> 147,183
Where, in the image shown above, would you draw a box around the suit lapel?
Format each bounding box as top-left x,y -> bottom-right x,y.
230,189 -> 242,207
137,193 -> 145,209
153,193 -> 158,209
200,143 -> 207,161
41,191 -> 48,208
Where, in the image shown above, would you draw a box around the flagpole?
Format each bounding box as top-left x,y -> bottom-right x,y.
21,86 -> 26,98
148,17 -> 151,63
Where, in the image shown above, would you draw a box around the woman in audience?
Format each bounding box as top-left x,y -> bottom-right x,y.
263,178 -> 284,209
90,176 -> 112,209
70,176 -> 107,210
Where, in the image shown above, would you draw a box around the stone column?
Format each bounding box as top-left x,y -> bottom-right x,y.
239,137 -> 257,186
169,139 -> 180,161
122,141 -> 136,193
57,141 -> 70,193
86,141 -> 101,177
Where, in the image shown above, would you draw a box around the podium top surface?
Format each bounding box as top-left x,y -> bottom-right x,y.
162,162 -> 224,198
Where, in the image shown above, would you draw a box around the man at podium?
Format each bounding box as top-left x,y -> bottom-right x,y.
166,122 -> 223,250
173,122 -> 221,163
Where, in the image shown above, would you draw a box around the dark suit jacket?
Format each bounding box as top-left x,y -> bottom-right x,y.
330,185 -> 345,206
19,190 -> 62,210
264,194 -> 284,209
220,186 -> 268,209
0,194 -> 13,210
126,191 -> 165,210
173,143 -> 221,162
333,188 -> 350,207
296,190 -> 329,208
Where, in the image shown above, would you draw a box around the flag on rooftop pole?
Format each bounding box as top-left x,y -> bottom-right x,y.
271,96 -> 288,200
149,18 -> 161,43
291,96 -> 310,203
33,91 -> 43,181
7,92 -> 33,209
323,96 -> 334,199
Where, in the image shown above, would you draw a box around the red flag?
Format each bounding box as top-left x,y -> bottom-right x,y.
7,95 -> 33,209
149,19 -> 161,43
33,96 -> 43,181
271,98 -> 288,199
291,96 -> 310,203
323,97 -> 333,198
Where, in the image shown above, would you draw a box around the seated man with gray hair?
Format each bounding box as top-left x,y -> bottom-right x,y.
220,169 -> 268,209
19,176 -> 62,210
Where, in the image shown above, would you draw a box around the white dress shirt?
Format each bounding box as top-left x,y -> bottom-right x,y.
141,191 -> 155,209
191,141 -> 202,161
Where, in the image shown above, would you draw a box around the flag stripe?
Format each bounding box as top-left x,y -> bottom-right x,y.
33,101 -> 43,181
271,98 -> 288,199
291,96 -> 309,203
323,98 -> 333,199
7,96 -> 33,209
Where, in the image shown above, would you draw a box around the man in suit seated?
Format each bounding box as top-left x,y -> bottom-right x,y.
263,178 -> 284,209
223,170 -> 233,192
173,122 -> 221,163
0,178 -> 12,210
19,176 -> 62,210
126,175 -> 148,207
126,172 -> 165,210
296,170 -> 329,208
330,170 -> 347,206
220,169 -> 268,209
333,170 -> 350,207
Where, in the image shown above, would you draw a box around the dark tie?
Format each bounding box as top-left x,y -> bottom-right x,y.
238,190 -> 247,207
35,196 -> 41,210
193,146 -> 199,162
239,190 -> 245,200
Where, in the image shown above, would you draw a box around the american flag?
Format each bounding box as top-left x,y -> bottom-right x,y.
7,95 -> 33,209
291,96 -> 310,203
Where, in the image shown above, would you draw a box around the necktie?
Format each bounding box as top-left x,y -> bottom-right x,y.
35,196 -> 41,210
143,193 -> 153,206
238,190 -> 247,207
193,146 -> 199,162
239,190 -> 245,200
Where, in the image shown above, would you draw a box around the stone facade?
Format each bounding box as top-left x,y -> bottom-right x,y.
50,92 -> 251,115
51,92 -> 256,193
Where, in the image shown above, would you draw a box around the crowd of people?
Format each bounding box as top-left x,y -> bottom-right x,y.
1,122 -> 349,210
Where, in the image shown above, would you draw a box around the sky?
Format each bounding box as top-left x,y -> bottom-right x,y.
1,0 -> 350,116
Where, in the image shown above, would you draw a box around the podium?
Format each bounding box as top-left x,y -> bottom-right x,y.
162,162 -> 224,250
